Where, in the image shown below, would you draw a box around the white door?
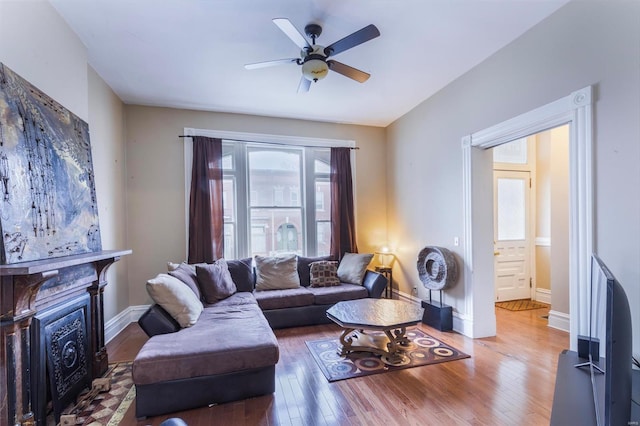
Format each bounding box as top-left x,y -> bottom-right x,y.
494,170 -> 532,301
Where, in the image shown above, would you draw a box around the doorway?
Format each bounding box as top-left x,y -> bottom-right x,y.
460,86 -> 593,350
491,127 -> 571,332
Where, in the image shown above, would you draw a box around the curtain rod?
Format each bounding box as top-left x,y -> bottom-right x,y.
178,135 -> 359,150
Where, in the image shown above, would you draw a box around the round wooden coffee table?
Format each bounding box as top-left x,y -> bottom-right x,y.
326,299 -> 424,365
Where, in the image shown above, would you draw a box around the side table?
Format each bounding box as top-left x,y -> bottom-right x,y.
374,266 -> 393,298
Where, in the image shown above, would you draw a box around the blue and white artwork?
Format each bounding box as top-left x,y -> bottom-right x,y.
0,63 -> 101,264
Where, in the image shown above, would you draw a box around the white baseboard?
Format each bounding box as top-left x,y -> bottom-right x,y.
547,309 -> 570,333
394,289 -> 420,303
535,288 -> 551,304
104,304 -> 150,343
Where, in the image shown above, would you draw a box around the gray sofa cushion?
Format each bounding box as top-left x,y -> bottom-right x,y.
306,283 -> 368,305
196,260 -> 237,303
337,252 -> 374,285
253,287 -> 314,310
132,303 -> 278,386
227,258 -> 254,292
168,262 -> 203,300
204,291 -> 257,308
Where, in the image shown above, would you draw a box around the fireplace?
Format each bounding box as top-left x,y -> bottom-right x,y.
32,294 -> 92,423
0,250 -> 131,425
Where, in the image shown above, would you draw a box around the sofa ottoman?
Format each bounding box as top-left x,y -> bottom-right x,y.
133,302 -> 279,418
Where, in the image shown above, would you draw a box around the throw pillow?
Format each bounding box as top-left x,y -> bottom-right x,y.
337,252 -> 374,285
226,257 -> 254,292
146,273 -> 203,328
309,261 -> 340,287
254,254 -> 300,291
167,262 -> 202,300
196,259 -> 237,303
297,255 -> 332,287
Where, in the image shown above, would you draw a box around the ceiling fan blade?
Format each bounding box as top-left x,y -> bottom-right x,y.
324,24 -> 380,57
244,58 -> 299,70
327,60 -> 370,83
273,18 -> 310,50
297,76 -> 311,93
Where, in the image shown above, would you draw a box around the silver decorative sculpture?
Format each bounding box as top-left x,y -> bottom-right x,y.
417,246 -> 458,331
417,246 -> 458,291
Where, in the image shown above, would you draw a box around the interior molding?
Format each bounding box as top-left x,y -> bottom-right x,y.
460,135 -> 474,332
536,288 -> 552,304
469,87 -> 591,148
548,309 -> 570,333
461,85 -> 593,346
535,237 -> 552,246
104,304 -> 150,344
182,128 -> 355,148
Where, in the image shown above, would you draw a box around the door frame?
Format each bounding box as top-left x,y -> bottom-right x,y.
460,86 -> 593,351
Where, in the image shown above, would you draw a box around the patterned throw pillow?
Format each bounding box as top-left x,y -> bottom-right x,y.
309,261 -> 340,287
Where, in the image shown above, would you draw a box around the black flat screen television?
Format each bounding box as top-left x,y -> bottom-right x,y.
589,254 -> 633,426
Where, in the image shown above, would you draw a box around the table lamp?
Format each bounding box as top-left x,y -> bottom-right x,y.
375,246 -> 395,267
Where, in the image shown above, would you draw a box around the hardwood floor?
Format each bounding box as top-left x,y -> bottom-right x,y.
108,306 -> 568,426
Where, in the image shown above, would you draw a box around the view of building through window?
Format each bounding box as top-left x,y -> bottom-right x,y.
221,141 -> 331,258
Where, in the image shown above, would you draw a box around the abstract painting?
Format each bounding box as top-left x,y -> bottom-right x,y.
0,63 -> 101,264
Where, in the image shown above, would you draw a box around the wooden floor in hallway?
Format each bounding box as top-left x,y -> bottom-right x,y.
107,305 -> 568,426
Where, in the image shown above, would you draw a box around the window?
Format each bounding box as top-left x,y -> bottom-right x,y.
222,142 -> 331,258
290,186 -> 299,204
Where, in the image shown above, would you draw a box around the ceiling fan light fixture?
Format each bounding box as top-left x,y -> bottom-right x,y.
302,58 -> 328,82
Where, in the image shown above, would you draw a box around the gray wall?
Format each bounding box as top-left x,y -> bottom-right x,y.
386,1 -> 639,356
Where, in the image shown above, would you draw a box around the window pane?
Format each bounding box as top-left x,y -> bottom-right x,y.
315,180 -> 329,218
493,138 -> 528,164
222,153 -> 233,170
220,141 -> 331,258
250,208 -> 302,256
315,158 -> 330,173
223,223 -> 235,259
223,178 -> 235,222
316,221 -> 330,256
249,150 -> 301,207
497,178 -> 526,240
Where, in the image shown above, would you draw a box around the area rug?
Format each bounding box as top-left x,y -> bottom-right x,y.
306,329 -> 469,382
495,299 -> 550,311
47,362 -> 135,426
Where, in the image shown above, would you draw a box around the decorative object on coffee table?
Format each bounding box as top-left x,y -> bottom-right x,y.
417,246 -> 458,331
326,299 -> 424,366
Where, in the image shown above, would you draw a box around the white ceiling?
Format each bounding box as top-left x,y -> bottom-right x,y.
50,0 -> 569,127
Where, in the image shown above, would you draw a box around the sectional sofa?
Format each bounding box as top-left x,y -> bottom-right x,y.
132,254 -> 387,418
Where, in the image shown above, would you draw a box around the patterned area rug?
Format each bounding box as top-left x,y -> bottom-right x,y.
306,328 -> 469,382
47,362 -> 135,426
495,299 -> 550,311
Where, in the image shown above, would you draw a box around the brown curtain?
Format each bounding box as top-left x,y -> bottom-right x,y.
188,136 -> 223,263
330,147 -> 358,260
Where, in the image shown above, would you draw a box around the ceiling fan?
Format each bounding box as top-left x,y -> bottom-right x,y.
245,18 -> 380,93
